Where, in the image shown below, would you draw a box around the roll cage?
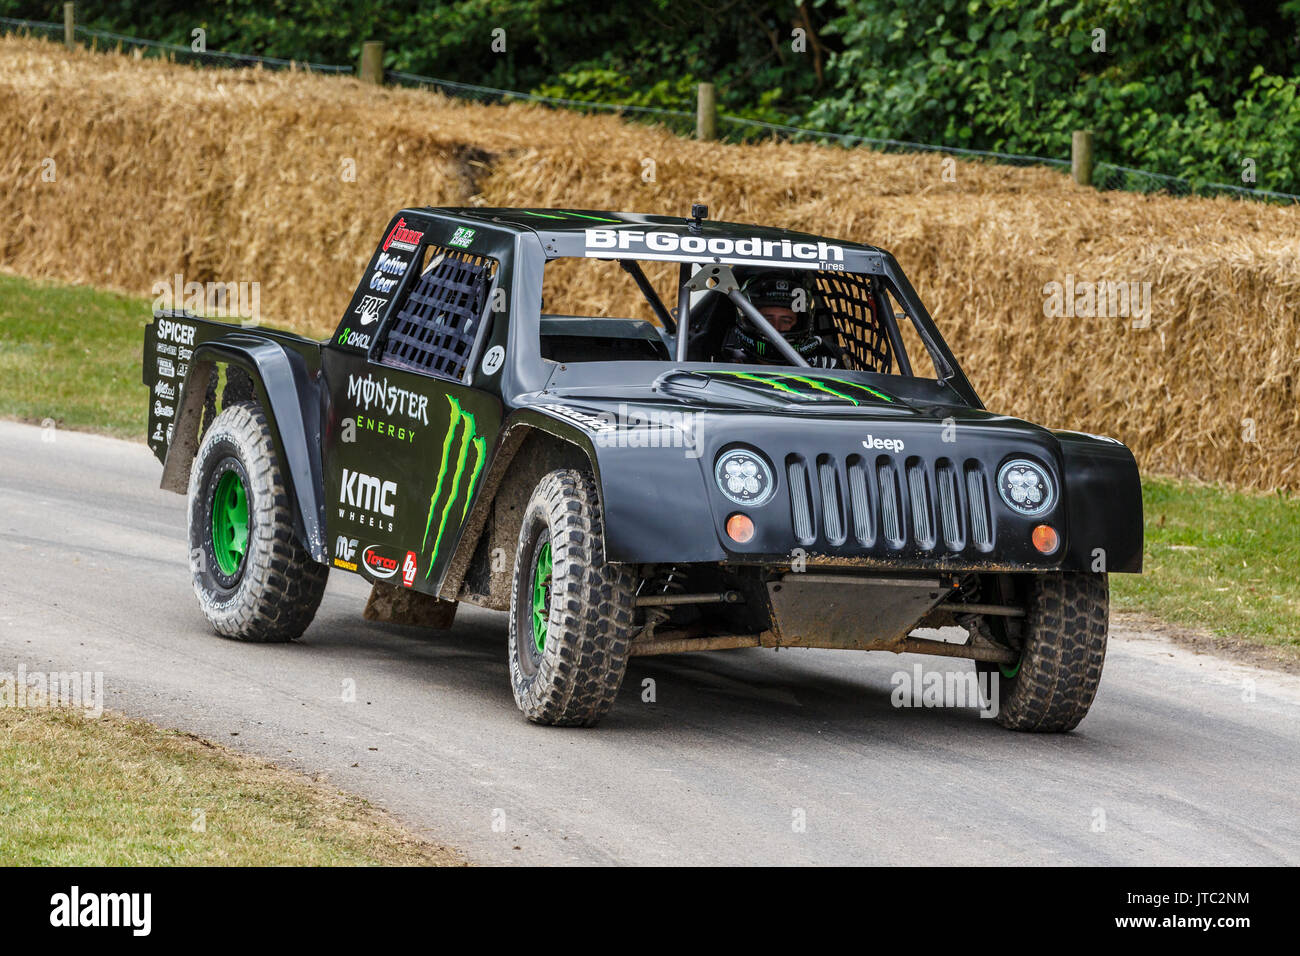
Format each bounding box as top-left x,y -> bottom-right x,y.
326,207 -> 982,409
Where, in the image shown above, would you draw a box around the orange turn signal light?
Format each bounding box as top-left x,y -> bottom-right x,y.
726,513 -> 755,544
1032,524 -> 1059,554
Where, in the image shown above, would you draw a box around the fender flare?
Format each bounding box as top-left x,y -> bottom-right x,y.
1052,430 -> 1144,573
436,409 -> 602,601
161,334 -> 328,563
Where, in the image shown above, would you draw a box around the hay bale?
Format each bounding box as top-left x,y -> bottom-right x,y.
1,36 -> 1296,490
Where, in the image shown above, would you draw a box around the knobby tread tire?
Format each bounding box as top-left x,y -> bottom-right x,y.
992,572 -> 1109,732
508,469 -> 637,726
187,401 -> 327,642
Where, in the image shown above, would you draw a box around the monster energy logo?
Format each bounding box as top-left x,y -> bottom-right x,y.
422,396 -> 487,576
706,370 -> 892,405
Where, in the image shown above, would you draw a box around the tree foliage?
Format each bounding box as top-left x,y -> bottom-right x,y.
811,0 -> 1300,192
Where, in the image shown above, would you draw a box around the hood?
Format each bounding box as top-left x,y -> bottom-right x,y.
531,363 -> 1056,439
533,362 -> 977,416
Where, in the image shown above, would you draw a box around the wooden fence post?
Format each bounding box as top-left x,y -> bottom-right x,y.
64,2 -> 75,50
1072,130 -> 1094,187
359,40 -> 384,85
696,82 -> 717,141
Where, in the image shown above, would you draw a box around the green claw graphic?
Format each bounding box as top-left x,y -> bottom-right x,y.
706,370 -> 892,405
422,396 -> 487,578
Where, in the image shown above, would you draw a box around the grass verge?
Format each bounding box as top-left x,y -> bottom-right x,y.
1,272 -> 1295,657
0,271 -> 151,438
1111,477 -> 1299,654
0,705 -> 463,865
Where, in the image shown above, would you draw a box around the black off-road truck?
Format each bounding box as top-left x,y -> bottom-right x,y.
142,205 -> 1141,731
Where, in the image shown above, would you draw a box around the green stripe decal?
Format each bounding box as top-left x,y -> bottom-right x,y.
705,370 -> 893,405
430,410 -> 474,571
559,212 -> 622,222
833,380 -> 893,403
771,373 -> 861,405
521,210 -> 622,223
423,395 -> 487,578
461,438 -> 487,522
708,370 -> 805,399
422,397 -> 461,552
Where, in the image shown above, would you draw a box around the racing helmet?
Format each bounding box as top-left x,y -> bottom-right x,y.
731,270 -> 818,363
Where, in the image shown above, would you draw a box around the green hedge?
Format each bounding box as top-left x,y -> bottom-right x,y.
810,0 -> 1300,193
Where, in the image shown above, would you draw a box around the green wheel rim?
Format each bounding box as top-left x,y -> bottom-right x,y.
531,541 -> 552,655
211,469 -> 250,577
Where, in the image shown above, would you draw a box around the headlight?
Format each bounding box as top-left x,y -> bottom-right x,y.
997,458 -> 1056,517
714,447 -> 775,507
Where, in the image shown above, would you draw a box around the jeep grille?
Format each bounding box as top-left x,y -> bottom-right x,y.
785,454 -> 994,555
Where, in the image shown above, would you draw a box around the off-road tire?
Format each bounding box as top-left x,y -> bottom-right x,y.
978,572 -> 1109,732
508,469 -> 637,726
187,401 -> 328,642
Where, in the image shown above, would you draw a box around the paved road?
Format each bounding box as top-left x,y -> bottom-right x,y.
2,420 -> 1298,865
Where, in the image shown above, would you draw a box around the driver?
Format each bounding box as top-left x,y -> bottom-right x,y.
719,271 -> 847,368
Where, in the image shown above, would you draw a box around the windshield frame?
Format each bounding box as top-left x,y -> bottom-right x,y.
504,231 -> 982,410
540,256 -> 969,386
